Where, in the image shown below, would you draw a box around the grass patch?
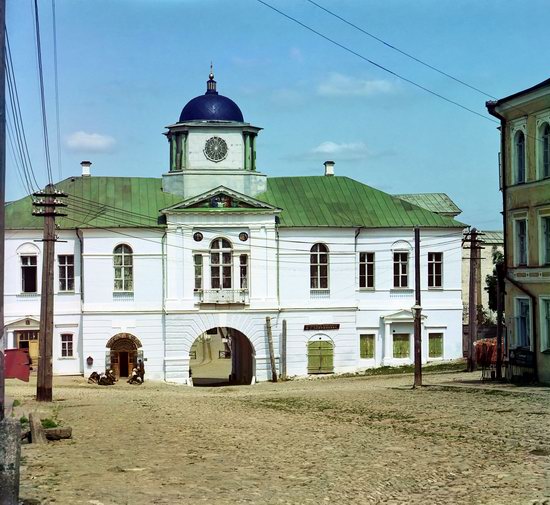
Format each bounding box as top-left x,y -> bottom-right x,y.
41,418 -> 59,429
12,399 -> 21,407
20,416 -> 29,426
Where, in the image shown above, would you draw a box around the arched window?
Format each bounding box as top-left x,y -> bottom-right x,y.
515,130 -> 525,183
113,244 -> 133,291
210,238 -> 232,289
541,123 -> 550,178
310,243 -> 329,289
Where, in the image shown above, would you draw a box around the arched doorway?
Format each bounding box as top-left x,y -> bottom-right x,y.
106,333 -> 142,379
307,334 -> 334,374
189,327 -> 254,386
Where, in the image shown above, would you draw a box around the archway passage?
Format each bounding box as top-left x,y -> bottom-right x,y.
107,333 -> 142,379
189,327 -> 254,387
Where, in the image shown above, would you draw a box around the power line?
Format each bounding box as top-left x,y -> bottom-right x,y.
305,0 -> 497,100
256,0 -> 497,124
33,0 -> 54,185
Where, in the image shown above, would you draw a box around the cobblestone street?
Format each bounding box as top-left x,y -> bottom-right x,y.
7,371 -> 550,505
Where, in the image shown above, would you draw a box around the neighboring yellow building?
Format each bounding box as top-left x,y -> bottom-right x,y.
487,78 -> 550,384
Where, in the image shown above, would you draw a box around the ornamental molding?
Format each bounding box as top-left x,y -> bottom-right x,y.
106,332 -> 143,349
535,108 -> 550,128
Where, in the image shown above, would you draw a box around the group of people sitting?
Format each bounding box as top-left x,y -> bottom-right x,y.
87,360 -> 145,386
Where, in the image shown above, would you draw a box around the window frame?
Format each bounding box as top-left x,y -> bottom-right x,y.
359,333 -> 375,359
60,333 -> 74,358
393,251 -> 409,289
239,254 -> 249,290
310,243 -> 329,290
210,237 -> 233,290
513,217 -> 528,266
540,297 -> 550,353
427,252 -> 443,289
113,244 -> 134,292
21,255 -> 38,293
193,254 -> 203,291
539,122 -> 550,179
514,297 -> 531,349
359,252 -> 375,289
514,130 -> 526,184
428,332 -> 444,359
539,213 -> 550,266
58,254 -> 75,292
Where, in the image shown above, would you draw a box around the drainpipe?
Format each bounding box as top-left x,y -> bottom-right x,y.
354,226 -> 364,287
487,103 -> 538,380
276,225 -> 280,307
161,231 -> 167,381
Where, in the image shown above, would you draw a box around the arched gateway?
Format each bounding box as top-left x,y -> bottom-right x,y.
106,333 -> 143,379
189,327 -> 254,386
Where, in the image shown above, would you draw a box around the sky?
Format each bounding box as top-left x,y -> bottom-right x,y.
6,0 -> 550,229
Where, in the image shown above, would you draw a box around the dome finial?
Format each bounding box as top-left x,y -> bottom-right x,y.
206,62 -> 217,94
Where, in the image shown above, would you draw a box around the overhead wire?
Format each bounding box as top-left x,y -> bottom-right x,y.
256,0 -> 497,124
51,0 -> 62,180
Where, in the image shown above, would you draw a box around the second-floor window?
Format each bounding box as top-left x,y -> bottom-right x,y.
515,130 -> 526,184
194,254 -> 203,291
61,334 -> 73,357
113,244 -> 133,291
359,252 -> 375,289
516,219 -> 527,266
58,254 -> 74,292
310,243 -> 329,289
542,216 -> 550,265
211,238 -> 232,289
516,299 -> 531,348
21,255 -> 37,293
240,254 -> 248,289
541,122 -> 550,178
428,252 -> 443,288
393,252 -> 408,288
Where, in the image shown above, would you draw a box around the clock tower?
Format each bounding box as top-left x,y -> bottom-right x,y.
162,67 -> 267,199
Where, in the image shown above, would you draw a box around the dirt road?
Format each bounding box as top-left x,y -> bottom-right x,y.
6,372 -> 550,505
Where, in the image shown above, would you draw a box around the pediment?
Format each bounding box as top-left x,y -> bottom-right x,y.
382,309 -> 427,322
161,186 -> 280,214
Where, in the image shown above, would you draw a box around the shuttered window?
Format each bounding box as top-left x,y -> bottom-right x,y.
360,334 -> 375,359
428,333 -> 443,358
393,334 -> 410,358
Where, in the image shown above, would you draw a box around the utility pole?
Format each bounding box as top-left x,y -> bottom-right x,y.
413,227 -> 422,388
495,262 -> 505,380
32,185 -> 67,402
464,228 -> 483,372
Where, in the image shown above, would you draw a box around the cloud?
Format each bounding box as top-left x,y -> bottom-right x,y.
317,73 -> 397,97
65,131 -> 116,153
311,141 -> 369,160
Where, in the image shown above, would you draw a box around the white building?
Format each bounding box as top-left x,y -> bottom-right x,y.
3,71 -> 466,384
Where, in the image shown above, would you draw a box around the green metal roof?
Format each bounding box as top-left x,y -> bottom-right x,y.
5,176 -> 181,230
394,193 -> 462,216
256,177 -> 465,228
5,175 -> 466,230
480,230 -> 504,245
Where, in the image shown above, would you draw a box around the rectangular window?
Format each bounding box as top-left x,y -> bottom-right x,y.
58,254 -> 75,291
61,334 -> 73,357
194,254 -> 203,291
542,299 -> 550,351
516,219 -> 527,265
393,252 -> 408,288
428,252 -> 443,288
359,252 -> 375,289
393,333 -> 410,358
21,255 -> 37,293
542,217 -> 550,265
359,334 -> 375,359
516,299 -> 531,347
428,333 -> 443,358
239,254 -> 248,289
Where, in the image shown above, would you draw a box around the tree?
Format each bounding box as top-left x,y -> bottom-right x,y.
485,247 -> 504,312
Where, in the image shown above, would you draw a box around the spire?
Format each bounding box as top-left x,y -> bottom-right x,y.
206,62 -> 217,94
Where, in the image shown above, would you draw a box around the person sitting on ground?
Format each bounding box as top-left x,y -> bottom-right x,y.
127,368 -> 143,385
88,371 -> 100,384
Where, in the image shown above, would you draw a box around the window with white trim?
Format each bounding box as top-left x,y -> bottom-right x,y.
542,216 -> 550,266
542,298 -> 550,352
359,252 -> 374,289
428,332 -> 443,358
61,334 -> 73,357
210,238 -> 232,289
515,219 -> 528,266
310,243 -> 329,289
239,254 -> 248,289
540,122 -> 550,179
113,244 -> 133,291
193,254 -> 203,291
393,252 -> 408,288
515,298 -> 531,348
21,255 -> 38,293
514,130 -> 526,184
428,252 -> 443,288
58,254 -> 74,291
359,334 -> 375,359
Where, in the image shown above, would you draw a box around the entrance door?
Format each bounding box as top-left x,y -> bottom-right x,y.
119,352 -> 129,377
307,340 -> 334,374
15,331 -> 39,367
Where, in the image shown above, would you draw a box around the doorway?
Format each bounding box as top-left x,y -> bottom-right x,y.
15,330 -> 39,369
106,333 -> 142,379
307,337 -> 334,374
189,327 -> 254,386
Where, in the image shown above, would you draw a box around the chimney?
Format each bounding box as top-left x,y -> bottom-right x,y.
81,160 -> 92,177
324,160 -> 335,176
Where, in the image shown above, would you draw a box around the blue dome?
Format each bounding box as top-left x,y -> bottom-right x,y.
179,93 -> 244,123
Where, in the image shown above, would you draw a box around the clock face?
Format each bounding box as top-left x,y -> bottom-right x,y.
203,136 -> 228,162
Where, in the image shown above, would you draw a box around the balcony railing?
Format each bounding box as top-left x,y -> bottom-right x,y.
198,289 -> 248,305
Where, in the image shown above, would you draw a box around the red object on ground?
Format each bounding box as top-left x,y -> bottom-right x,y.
474,338 -> 502,367
4,349 -> 31,382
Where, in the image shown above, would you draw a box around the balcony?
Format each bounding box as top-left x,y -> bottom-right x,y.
197,289 -> 248,305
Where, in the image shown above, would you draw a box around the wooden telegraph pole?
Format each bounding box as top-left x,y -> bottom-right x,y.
464,228 -> 483,372
33,185 -> 67,402
413,227 -> 422,388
